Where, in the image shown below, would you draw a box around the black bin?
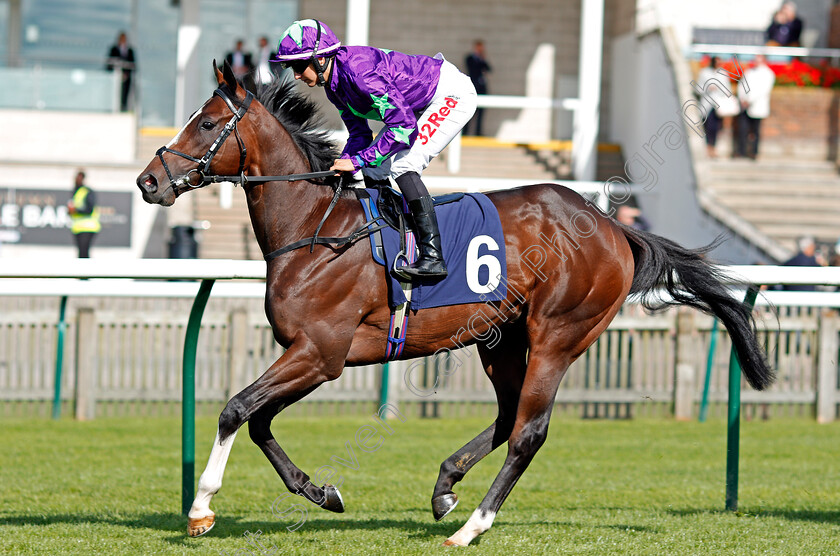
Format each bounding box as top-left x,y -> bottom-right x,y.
168,225 -> 198,259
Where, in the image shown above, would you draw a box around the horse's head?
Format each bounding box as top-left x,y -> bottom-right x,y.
136,60 -> 254,206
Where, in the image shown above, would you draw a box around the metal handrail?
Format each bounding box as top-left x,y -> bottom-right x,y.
690,43 -> 840,61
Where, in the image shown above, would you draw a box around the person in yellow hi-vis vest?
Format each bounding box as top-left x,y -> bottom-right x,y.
67,170 -> 101,258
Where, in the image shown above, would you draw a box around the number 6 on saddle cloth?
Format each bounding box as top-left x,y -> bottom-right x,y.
358,186 -> 508,311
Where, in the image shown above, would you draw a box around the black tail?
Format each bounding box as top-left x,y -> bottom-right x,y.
621,226 -> 775,391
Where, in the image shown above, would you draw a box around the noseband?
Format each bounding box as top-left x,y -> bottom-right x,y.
155,86 -> 252,194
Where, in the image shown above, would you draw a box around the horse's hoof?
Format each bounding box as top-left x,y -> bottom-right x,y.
432,493 -> 459,521
443,538 -> 464,547
321,483 -> 345,513
187,514 -> 215,537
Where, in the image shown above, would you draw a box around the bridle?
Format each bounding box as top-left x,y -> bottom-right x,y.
154,85 -> 334,194
155,86 -> 252,194
153,83 -> 374,260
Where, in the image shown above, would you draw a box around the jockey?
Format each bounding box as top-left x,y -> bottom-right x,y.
273,19 -> 477,279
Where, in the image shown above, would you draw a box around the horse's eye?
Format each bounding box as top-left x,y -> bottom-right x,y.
200,121 -> 215,130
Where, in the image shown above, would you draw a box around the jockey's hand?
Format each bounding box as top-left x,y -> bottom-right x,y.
330,158 -> 356,173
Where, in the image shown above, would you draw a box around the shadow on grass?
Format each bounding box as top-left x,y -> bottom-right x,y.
0,511 -> 459,543
600,523 -> 661,533
0,511 -> 185,532
0,510 -> 663,546
667,508 -> 840,525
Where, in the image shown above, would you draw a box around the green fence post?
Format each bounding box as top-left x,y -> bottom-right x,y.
379,363 -> 390,410
52,295 -> 68,420
725,286 -> 759,512
698,318 -> 719,423
182,279 -> 215,515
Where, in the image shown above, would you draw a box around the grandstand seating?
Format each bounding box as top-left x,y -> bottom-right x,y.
698,150 -> 840,259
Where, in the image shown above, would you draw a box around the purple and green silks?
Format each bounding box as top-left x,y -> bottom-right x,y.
325,46 -> 443,171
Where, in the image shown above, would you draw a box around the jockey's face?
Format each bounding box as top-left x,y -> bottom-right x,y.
293,57 -> 329,87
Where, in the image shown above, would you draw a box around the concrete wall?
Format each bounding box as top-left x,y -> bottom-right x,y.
0,110 -> 136,165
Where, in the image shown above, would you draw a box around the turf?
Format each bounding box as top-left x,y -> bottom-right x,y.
1,414 -> 839,555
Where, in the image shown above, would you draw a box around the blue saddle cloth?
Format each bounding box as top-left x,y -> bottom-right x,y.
359,188 -> 508,310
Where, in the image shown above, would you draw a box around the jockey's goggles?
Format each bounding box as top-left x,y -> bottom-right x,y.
282,59 -> 311,74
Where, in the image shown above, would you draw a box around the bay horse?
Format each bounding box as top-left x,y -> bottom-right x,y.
136,61 -> 774,546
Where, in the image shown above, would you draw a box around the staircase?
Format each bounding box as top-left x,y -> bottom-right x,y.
425,141 -> 565,180
425,139 -> 625,183
192,184 -> 262,260
696,147 -> 840,260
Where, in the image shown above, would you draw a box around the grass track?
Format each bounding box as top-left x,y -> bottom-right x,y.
1,415 -> 839,555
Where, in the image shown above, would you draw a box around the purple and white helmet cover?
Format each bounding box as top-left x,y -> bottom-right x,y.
273,19 -> 341,62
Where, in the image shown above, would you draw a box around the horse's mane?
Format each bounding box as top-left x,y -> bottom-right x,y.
254,78 -> 340,174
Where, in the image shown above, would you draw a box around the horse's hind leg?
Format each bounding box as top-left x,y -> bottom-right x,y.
248,404 -> 345,513
431,327 -> 527,521
443,347 -> 570,546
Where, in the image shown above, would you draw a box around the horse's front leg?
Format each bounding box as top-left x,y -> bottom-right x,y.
248,404 -> 345,513
187,334 -> 343,537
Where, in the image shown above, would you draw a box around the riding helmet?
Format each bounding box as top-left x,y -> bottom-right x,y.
273,19 -> 341,62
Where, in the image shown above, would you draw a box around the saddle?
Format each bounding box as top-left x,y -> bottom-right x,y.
372,185 -> 464,232
357,186 -> 463,268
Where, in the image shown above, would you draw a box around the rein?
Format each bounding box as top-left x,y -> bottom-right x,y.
201,170 -> 337,185
264,176 -> 390,261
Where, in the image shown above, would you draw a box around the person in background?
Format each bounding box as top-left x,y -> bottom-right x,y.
782,236 -> 825,291
67,170 -> 101,258
255,35 -> 275,86
225,39 -> 254,81
697,57 -> 728,158
615,204 -> 651,232
766,2 -> 804,47
736,55 -> 775,160
106,31 -> 136,112
830,238 -> 840,268
464,40 -> 491,136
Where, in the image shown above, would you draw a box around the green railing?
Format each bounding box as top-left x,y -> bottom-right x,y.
0,259 -> 266,514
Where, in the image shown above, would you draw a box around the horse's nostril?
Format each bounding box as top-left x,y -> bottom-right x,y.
138,174 -> 158,193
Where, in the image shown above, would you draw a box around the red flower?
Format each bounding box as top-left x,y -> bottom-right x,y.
706,58 -> 840,88
764,59 -> 840,88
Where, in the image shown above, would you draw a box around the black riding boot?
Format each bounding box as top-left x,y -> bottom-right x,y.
402,195 -> 448,279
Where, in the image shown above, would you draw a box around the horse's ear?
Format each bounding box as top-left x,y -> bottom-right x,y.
213,59 -> 224,85
222,60 -> 240,92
